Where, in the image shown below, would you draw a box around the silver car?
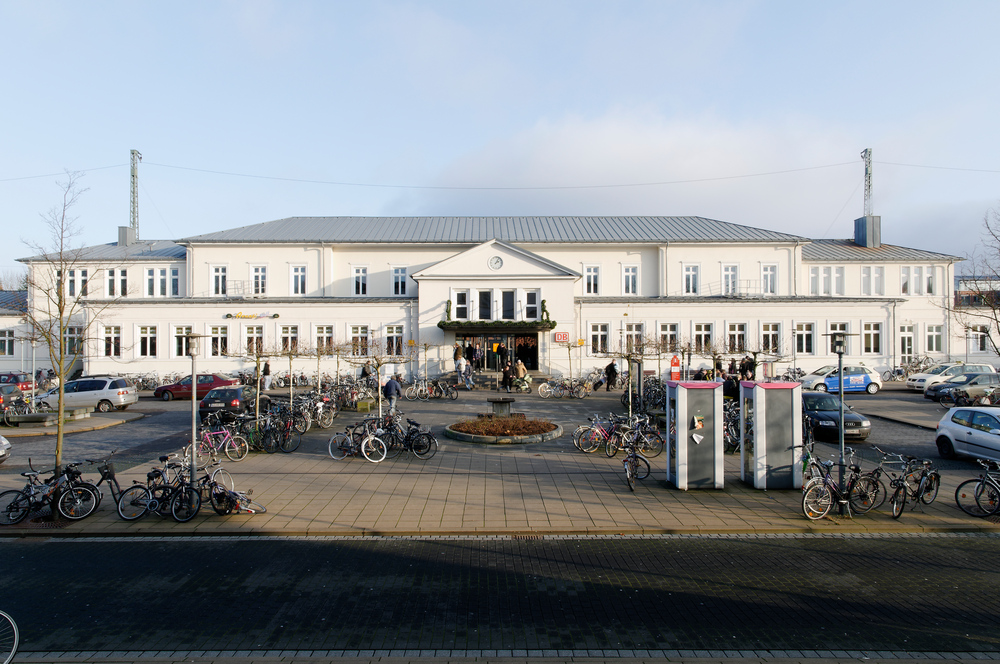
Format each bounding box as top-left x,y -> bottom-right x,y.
936,406 -> 1000,461
38,375 -> 139,413
0,434 -> 10,465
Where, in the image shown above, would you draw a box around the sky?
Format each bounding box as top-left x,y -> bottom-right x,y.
2,0 -> 999,275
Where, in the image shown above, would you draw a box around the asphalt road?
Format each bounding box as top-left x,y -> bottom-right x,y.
1,534 -> 998,654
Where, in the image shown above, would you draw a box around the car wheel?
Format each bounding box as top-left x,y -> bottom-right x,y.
866,382 -> 879,395
814,384 -> 827,392
161,391 -> 173,401
936,436 -> 956,460
97,400 -> 113,413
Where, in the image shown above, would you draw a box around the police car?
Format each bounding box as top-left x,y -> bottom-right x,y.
800,365 -> 882,394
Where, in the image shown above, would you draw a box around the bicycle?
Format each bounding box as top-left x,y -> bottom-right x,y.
0,609 -> 17,664
0,459 -> 100,524
187,411 -> 250,462
327,421 -> 388,462
954,458 -> 1000,517
851,445 -> 906,512
888,456 -> 941,519
81,449 -> 124,510
209,486 -> 267,515
801,455 -> 879,519
383,416 -> 438,460
620,429 -> 651,491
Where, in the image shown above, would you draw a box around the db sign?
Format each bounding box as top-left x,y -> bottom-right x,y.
553,331 -> 569,343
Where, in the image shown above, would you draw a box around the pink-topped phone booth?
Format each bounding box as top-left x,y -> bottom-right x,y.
665,380 -> 724,490
739,381 -> 804,489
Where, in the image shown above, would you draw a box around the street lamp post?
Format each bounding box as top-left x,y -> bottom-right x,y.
186,334 -> 201,498
831,331 -> 847,515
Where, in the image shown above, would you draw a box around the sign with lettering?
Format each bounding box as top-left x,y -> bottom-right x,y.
553,332 -> 569,343
224,312 -> 279,319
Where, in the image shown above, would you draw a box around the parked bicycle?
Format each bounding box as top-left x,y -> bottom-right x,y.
801,451 -> 880,519
0,459 -> 99,524
888,456 -> 940,519
0,609 -> 17,664
955,458 -> 1000,517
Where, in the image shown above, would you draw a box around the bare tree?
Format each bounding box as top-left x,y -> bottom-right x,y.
20,173 -> 122,473
0,268 -> 28,291
952,206 -> 1000,356
340,337 -> 415,416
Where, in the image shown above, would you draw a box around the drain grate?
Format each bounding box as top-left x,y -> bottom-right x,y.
511,534 -> 543,540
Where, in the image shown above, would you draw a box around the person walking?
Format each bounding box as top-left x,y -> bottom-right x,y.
501,361 -> 515,393
605,360 -> 618,391
474,344 -> 484,372
465,340 -> 475,368
382,373 -> 402,415
462,360 -> 474,390
453,343 -> 463,373
456,355 -> 467,383
497,342 -> 508,368
262,361 -> 272,391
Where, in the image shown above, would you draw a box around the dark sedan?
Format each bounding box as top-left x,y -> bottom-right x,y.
803,390 -> 872,442
924,372 -> 1000,401
199,385 -> 270,422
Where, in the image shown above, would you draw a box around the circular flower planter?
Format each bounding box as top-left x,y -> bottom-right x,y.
444,423 -> 563,445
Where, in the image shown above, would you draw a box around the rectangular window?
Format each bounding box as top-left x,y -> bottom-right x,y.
108,269 -> 116,297
525,291 -> 539,320
0,330 -> 13,356
585,266 -> 600,294
927,325 -> 943,353
104,326 -> 121,357
158,269 -> 167,297
874,266 -> 884,295
393,267 -> 407,296
795,323 -> 814,354
79,270 -> 88,297
213,266 -> 227,296
971,325 -> 990,353
120,269 -> 128,297
139,326 -> 157,357
623,265 -> 638,295
861,266 -> 872,296
829,322 -> 848,353
624,323 -> 643,353
809,267 -> 818,296
761,265 -> 777,295
899,324 -> 914,364
863,322 -> 882,354
253,266 -> 267,295
723,265 -> 739,295
385,325 -> 403,356
175,325 -> 193,357
591,323 -> 609,354
926,267 -> 935,295
762,323 -> 780,354
823,267 -> 832,296
293,266 -> 306,295
281,325 -> 299,353
211,325 -> 228,357
684,265 -> 699,295
68,270 -> 76,297
316,325 -> 334,354
501,290 -> 515,320
454,291 -> 469,320
246,326 -> 263,355
901,267 -> 910,295
728,323 -> 746,353
64,326 -> 83,356
350,325 -> 368,356
913,267 -> 924,295
478,290 -> 492,320
694,323 -> 712,352
353,267 -> 367,295
147,269 -> 155,296
170,268 -> 179,297
660,323 -> 678,352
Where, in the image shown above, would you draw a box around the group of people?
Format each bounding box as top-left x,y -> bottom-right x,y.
500,358 -> 527,393
453,342 -> 486,374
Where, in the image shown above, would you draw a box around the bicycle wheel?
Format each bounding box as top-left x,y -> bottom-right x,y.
361,435 -> 387,463
638,432 -> 664,458
537,383 -> 552,398
920,472 -> 940,505
572,425 -> 587,450
605,434 -> 620,458
404,385 -> 417,401
890,485 -> 907,519
245,499 -> 267,514
170,486 -> 202,522
210,484 -> 236,515
262,430 -> 279,454
412,433 -> 438,459
848,476 -> 881,514
939,394 -> 956,409
552,384 -> 565,398
417,385 -> 430,401
625,456 -> 636,491
225,435 -> 249,461
279,430 -> 302,453
801,483 -> 833,520
976,480 -> 1000,516
318,409 -> 336,429
293,412 -> 310,434
447,386 -> 458,400
2,408 -> 11,427
882,370 -> 893,382
580,428 -> 604,454
0,609 -> 18,664
212,468 -> 235,492
955,479 -> 992,516
635,455 -> 651,480
117,485 -> 151,521
329,433 -> 351,460
57,485 -> 99,520
573,385 -> 587,399
0,490 -> 31,525
383,430 -> 405,459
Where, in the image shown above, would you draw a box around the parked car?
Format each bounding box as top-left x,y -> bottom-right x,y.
0,434 -> 10,465
935,406 -> 1000,461
154,374 -> 239,401
800,365 -> 882,394
0,384 -> 25,409
906,362 -> 996,392
924,373 -> 1000,401
0,372 -> 34,394
37,376 -> 138,412
199,385 -> 270,422
802,390 -> 872,442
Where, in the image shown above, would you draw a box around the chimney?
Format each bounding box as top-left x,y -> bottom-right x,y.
118,226 -> 136,247
854,215 -> 881,248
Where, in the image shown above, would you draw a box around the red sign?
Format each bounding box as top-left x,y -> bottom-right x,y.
670,354 -> 681,381
553,331 -> 569,343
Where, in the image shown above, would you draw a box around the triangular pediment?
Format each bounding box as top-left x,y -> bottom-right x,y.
411,240 -> 580,281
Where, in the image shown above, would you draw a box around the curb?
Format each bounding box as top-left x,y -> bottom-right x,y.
1,412 -> 146,438
443,423 -> 564,445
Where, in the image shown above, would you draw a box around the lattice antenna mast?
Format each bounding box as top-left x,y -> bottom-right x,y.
861,148 -> 872,217
130,149 -> 142,240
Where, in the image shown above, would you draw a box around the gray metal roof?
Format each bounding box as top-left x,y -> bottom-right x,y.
179,216 -> 809,244
802,239 -> 962,263
0,290 -> 26,315
18,240 -> 186,263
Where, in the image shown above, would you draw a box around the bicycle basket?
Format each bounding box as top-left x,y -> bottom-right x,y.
99,462 -> 116,481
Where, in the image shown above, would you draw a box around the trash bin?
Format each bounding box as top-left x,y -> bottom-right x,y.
739,381 -> 803,489
666,381 -> 724,490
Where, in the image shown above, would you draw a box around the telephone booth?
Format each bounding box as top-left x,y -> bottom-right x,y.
666,381 -> 724,490
739,381 -> 803,489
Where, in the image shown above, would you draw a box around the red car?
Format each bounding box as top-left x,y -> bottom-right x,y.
0,373 -> 34,393
154,374 -> 239,401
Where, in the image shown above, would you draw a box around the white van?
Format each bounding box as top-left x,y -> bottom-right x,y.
906,362 -> 996,392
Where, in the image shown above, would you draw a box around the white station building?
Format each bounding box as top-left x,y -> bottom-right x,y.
3,214 -> 975,381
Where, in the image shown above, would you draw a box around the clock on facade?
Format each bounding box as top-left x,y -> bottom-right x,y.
488,256 -> 503,270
